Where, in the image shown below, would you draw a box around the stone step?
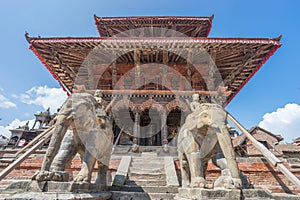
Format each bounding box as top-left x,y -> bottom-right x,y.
132,157 -> 163,161
132,157 -> 164,162
141,152 -> 158,157
110,191 -> 175,200
174,188 -> 291,200
272,193 -> 300,200
137,157 -> 160,160
131,162 -> 164,167
128,172 -> 166,180
125,180 -> 167,186
0,162 -> 9,167
0,158 -> 14,163
108,185 -> 178,193
1,191 -> 112,200
129,167 -> 164,173
1,153 -> 17,158
130,161 -> 164,168
174,197 -> 274,200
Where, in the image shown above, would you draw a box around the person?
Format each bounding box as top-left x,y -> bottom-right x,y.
190,93 -> 201,112
94,89 -> 103,108
18,138 -> 28,147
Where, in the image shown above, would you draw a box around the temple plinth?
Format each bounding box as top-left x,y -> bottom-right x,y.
26,15 -> 281,148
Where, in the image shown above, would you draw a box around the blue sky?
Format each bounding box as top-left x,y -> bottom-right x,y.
0,1 -> 299,142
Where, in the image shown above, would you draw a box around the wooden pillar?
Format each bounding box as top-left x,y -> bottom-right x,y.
134,50 -> 141,88
87,61 -> 95,90
112,61 -> 117,89
162,50 -> 168,86
148,124 -> 154,146
186,51 -> 192,90
133,111 -> 140,145
161,111 -> 168,145
207,50 -> 216,91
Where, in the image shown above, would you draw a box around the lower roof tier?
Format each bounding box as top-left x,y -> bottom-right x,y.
27,37 -> 281,106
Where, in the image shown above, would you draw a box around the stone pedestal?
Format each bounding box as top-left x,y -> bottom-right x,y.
1,181 -> 111,200
174,188 -> 278,200
47,181 -> 106,193
2,191 -> 112,200
175,188 -> 242,200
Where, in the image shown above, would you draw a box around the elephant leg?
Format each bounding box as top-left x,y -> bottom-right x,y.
78,149 -> 85,162
95,161 -> 108,188
186,151 -> 206,188
50,130 -> 77,172
188,153 -> 206,188
202,159 -> 208,180
216,126 -> 241,188
41,115 -> 68,171
179,130 -> 206,188
212,148 -> 228,171
200,127 -> 219,180
179,154 -> 190,188
74,150 -> 96,183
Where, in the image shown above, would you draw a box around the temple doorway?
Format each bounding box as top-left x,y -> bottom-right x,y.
167,108 -> 184,146
139,109 -> 161,146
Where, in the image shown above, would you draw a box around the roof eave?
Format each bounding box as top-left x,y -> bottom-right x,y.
94,14 -> 214,38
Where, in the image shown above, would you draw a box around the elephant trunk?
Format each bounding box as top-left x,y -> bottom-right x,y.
41,115 -> 68,171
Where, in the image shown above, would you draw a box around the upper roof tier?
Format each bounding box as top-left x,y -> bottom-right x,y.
94,15 -> 214,37
26,36 -> 281,105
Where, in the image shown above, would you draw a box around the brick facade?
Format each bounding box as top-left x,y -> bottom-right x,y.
0,155 -> 299,195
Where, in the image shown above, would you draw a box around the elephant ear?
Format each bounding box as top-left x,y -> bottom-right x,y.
57,95 -> 73,116
182,110 -> 201,131
72,94 -> 113,166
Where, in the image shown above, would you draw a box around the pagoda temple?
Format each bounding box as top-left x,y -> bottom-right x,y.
25,15 -> 281,149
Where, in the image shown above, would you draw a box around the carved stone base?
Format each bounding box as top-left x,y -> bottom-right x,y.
47,181 -> 106,193
3,191 -> 112,200
5,180 -> 47,192
5,181 -> 106,193
2,181 -> 111,200
32,170 -> 69,182
174,188 -> 276,200
175,188 -> 242,200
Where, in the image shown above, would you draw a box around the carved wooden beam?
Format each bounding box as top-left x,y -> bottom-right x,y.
112,61 -> 117,88
134,50 -> 141,88
49,48 -> 75,87
223,46 -> 266,86
162,50 -> 168,86
206,50 -> 216,90
80,89 -> 232,97
161,111 -> 168,145
191,26 -> 203,37
186,51 -> 192,84
133,111 -> 140,145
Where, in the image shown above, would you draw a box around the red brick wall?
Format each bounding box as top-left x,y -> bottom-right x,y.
0,156 -> 299,195
174,158 -> 300,195
0,156 -> 120,189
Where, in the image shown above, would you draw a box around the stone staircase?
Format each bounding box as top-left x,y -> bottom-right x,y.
0,149 -> 46,189
109,152 -> 179,200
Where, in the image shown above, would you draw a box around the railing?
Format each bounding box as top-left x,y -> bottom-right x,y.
0,127 -> 53,181
227,112 -> 300,190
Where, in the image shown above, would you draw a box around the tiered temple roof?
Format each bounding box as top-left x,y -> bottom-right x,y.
26,15 -> 281,106
26,37 -> 281,105
94,15 -> 214,37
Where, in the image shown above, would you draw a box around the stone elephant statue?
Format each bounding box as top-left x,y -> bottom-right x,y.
33,92 -> 113,187
177,103 -> 242,189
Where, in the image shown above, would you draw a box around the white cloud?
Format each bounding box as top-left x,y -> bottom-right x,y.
258,103 -> 300,143
19,86 -> 67,113
0,119 -> 35,138
0,93 -> 16,109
